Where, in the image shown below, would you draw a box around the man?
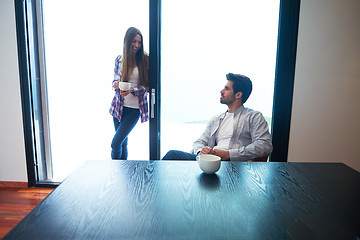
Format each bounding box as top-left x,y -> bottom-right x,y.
162,73 -> 273,161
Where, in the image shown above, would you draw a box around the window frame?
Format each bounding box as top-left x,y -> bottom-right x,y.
14,0 -> 54,187
270,0 -> 300,162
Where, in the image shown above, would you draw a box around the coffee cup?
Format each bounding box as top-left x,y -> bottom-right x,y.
119,82 -> 131,91
196,154 -> 221,174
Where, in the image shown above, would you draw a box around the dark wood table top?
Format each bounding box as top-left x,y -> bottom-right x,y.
4,161 -> 360,240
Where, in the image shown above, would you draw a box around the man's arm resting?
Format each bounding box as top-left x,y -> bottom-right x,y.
228,141 -> 273,161
212,149 -> 230,161
212,147 -> 269,161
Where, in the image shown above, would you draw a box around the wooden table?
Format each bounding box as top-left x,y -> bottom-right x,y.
4,160 -> 360,239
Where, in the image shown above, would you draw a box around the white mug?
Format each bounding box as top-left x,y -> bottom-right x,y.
196,154 -> 221,174
119,82 -> 131,91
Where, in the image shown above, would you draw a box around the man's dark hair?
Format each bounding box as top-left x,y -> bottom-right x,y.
226,73 -> 252,103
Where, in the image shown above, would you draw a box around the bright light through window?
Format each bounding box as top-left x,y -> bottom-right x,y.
161,0 -> 280,155
42,0 -> 279,180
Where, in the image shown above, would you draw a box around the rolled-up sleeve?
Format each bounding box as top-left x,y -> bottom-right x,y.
131,85 -> 148,96
113,55 -> 122,84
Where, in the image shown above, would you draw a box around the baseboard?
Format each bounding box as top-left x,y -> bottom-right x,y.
0,181 -> 28,188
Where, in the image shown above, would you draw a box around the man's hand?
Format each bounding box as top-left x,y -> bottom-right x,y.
200,147 -> 230,161
200,146 -> 215,155
213,149 -> 230,161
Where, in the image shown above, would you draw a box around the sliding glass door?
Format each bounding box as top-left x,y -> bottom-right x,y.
160,0 -> 280,157
42,0 -> 149,181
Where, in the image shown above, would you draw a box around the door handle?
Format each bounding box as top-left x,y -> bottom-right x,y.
151,88 -> 155,118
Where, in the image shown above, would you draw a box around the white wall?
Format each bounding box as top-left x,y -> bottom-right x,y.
0,0 -> 28,181
288,0 -> 360,172
1,0 -> 359,182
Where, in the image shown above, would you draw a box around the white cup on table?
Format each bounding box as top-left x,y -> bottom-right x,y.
196,154 -> 221,174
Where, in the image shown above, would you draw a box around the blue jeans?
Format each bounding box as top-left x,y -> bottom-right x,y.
161,150 -> 197,161
111,107 -> 140,160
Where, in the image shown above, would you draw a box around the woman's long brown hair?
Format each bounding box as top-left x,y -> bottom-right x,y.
121,27 -> 148,88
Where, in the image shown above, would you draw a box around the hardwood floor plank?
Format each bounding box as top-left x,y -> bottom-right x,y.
0,187 -> 54,239
0,182 -> 28,188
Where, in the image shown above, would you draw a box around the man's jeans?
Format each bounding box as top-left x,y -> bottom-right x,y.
161,150 -> 197,161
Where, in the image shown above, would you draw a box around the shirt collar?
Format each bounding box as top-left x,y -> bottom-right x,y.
233,105 -> 244,116
220,105 -> 244,120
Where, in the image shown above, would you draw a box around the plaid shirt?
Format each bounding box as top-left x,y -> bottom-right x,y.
109,55 -> 149,123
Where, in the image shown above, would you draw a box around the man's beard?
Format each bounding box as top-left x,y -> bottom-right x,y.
220,95 -> 234,105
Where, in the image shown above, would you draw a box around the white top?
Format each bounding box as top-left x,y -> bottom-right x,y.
124,67 -> 139,109
214,112 -> 234,151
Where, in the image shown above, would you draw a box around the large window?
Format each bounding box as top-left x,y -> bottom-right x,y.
161,0 -> 280,155
15,0 -> 300,186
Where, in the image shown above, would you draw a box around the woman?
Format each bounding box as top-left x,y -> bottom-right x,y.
109,27 -> 149,160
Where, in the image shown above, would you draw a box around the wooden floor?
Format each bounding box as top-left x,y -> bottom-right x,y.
0,186 -> 54,239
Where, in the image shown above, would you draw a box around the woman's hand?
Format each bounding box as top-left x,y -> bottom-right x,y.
113,81 -> 120,89
120,89 -> 134,96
